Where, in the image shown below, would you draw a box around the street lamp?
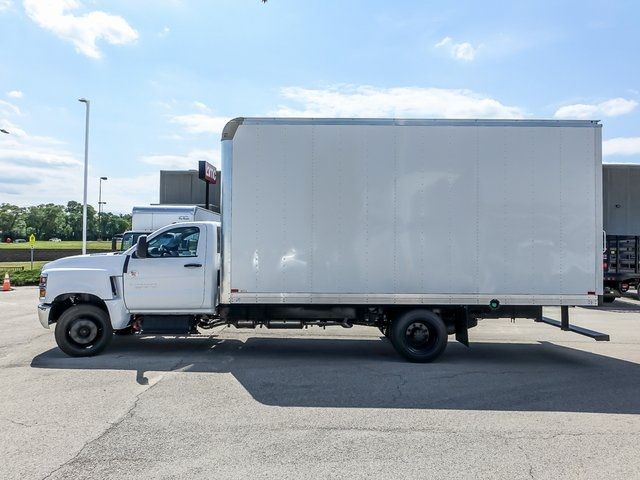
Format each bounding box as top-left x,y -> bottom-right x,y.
78,98 -> 90,254
0,129 -> 9,134
98,176 -> 108,240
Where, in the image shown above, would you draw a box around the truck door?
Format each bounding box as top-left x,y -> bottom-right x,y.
123,225 -> 206,311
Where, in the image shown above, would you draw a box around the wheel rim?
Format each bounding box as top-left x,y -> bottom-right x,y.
68,318 -> 101,347
404,321 -> 437,353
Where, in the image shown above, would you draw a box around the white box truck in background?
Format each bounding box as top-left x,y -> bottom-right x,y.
38,118 -> 607,362
115,205 -> 220,251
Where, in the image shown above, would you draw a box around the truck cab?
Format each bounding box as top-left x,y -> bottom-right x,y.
38,221 -> 220,356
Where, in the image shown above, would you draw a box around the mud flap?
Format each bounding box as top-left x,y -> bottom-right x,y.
454,308 -> 469,347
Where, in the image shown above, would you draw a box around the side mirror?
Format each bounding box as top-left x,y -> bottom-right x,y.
136,235 -> 148,259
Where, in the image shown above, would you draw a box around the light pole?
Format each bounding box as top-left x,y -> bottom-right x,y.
98,176 -> 107,240
0,129 -> 9,134
78,98 -> 90,254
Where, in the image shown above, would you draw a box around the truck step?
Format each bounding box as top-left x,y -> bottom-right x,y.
138,315 -> 196,335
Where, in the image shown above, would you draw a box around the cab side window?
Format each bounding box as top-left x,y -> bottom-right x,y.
146,227 -> 200,258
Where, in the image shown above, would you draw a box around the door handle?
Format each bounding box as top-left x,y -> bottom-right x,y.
184,263 -> 202,268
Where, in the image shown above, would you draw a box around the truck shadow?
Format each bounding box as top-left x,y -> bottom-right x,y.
31,335 -> 640,414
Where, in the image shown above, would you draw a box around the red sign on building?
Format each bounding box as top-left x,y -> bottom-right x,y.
198,161 -> 217,184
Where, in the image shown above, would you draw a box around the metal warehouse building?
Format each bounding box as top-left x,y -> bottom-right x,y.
603,164 -> 640,235
159,170 -> 221,213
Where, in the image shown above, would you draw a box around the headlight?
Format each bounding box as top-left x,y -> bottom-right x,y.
39,274 -> 47,299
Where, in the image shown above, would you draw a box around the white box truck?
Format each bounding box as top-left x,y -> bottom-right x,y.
115,205 -> 220,251
37,118 -> 607,362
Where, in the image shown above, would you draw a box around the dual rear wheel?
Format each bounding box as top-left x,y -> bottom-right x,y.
388,310 -> 448,363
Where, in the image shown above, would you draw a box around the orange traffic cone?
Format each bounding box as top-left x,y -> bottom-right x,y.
2,272 -> 11,292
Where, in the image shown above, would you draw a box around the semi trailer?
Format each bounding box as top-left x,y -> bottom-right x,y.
38,118 -> 607,362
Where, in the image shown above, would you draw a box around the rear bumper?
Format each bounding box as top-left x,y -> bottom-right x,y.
38,303 -> 51,329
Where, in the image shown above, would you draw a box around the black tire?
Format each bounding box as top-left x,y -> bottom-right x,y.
54,304 -> 113,357
603,295 -> 616,304
389,310 -> 448,363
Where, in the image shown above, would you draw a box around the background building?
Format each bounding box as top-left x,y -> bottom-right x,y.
159,170 -> 221,213
603,164 -> 640,235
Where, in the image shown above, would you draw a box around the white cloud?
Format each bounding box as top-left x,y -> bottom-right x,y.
273,85 -> 524,118
435,36 -> 478,61
603,137 -> 640,157
0,99 -> 22,116
0,120 -> 79,169
0,0 -> 12,11
0,118 -> 65,144
158,26 -> 170,37
0,115 -> 156,213
0,147 -> 78,168
192,101 -> 211,112
6,90 -> 23,99
93,173 -> 159,213
141,149 -> 221,170
0,119 -> 82,204
159,133 -> 184,141
151,99 -> 177,110
170,113 -> 229,135
554,98 -> 638,119
23,0 -> 138,59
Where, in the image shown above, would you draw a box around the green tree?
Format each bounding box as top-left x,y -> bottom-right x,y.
101,213 -> 131,239
0,203 -> 25,239
65,201 -> 98,240
24,204 -> 67,239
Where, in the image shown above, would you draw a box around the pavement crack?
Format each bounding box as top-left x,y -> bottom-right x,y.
38,386 -> 150,480
36,345 -> 202,480
516,443 -> 536,479
4,418 -> 33,428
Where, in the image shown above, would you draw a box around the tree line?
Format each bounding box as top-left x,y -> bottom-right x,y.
0,202 -> 131,241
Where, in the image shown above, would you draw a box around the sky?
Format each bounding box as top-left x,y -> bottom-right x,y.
0,0 -> 639,213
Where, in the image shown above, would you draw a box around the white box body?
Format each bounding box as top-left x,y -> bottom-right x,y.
132,205 -> 220,232
220,118 -> 602,306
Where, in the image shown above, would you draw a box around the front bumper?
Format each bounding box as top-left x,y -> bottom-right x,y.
38,303 -> 52,329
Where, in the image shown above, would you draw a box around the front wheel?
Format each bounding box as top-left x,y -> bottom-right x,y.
54,304 -> 113,357
389,310 -> 448,363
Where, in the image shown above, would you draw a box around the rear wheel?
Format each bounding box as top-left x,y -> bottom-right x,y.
54,304 -> 113,357
389,310 -> 448,363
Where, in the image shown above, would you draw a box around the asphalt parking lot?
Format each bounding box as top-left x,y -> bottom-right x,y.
1,287 -> 640,479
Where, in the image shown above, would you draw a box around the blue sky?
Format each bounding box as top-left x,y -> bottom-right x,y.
1,0 -> 639,212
